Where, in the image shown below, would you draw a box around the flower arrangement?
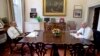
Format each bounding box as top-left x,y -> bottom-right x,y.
1,17 -> 8,24
52,28 -> 61,37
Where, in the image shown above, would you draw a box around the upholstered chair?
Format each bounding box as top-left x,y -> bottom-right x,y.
67,21 -> 77,32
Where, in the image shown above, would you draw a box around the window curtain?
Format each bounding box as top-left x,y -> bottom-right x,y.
7,0 -> 25,32
6,0 -> 15,23
21,0 -> 25,33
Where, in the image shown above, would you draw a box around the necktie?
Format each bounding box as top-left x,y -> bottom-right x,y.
83,28 -> 85,35
15,27 -> 21,35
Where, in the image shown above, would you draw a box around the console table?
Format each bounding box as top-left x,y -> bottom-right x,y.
44,22 -> 66,31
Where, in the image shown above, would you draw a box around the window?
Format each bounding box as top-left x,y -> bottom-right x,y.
13,0 -> 23,32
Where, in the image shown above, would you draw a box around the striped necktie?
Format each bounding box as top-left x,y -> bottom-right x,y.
15,27 -> 21,35
83,28 -> 85,35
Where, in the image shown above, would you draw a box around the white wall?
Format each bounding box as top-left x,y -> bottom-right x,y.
87,7 -> 94,28
0,0 -> 7,18
25,0 -> 87,29
25,0 -> 43,21
88,0 -> 100,7
84,0 -> 100,29
85,0 -> 100,22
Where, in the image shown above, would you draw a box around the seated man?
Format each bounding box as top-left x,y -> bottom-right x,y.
7,21 -> 23,42
70,22 -> 93,44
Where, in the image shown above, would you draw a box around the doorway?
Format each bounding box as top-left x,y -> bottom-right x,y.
92,7 -> 100,30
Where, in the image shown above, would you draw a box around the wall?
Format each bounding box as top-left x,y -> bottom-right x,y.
87,7 -> 94,28
0,0 -> 7,18
85,0 -> 100,29
88,0 -> 100,7
85,0 -> 100,22
25,0 -> 86,30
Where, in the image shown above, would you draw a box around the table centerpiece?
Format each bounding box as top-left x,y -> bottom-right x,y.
52,28 -> 61,37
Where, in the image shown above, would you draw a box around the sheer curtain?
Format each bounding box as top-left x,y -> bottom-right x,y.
12,0 -> 25,33
7,0 -> 25,33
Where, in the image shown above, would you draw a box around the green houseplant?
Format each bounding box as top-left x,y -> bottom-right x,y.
1,17 -> 8,24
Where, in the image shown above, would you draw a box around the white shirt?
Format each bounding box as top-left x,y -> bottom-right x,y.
7,26 -> 21,39
70,27 -> 93,40
76,27 -> 93,40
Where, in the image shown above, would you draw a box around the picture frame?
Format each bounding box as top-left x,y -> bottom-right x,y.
30,13 -> 37,18
74,5 -> 82,9
31,8 -> 36,13
59,18 -> 65,23
51,18 -> 56,23
30,8 -> 37,18
43,0 -> 66,16
44,18 -> 50,22
73,9 -> 82,18
73,5 -> 82,18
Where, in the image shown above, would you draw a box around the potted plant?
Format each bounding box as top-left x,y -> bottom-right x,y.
52,28 -> 61,37
1,17 -> 8,24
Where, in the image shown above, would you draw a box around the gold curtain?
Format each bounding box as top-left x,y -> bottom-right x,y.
21,0 -> 25,33
6,0 -> 15,24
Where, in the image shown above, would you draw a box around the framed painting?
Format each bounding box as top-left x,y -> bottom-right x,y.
73,9 -> 82,18
43,0 -> 66,16
73,5 -> 82,18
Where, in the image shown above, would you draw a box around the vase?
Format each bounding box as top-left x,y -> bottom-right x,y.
54,33 -> 60,37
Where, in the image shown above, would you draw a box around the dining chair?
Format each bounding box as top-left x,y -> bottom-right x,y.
7,33 -> 23,54
20,43 -> 34,56
69,44 -> 74,56
50,44 -> 59,56
69,43 -> 85,56
67,21 -> 77,30
6,29 -> 24,56
27,43 -> 35,56
84,44 -> 96,56
34,42 -> 47,56
64,44 -> 68,56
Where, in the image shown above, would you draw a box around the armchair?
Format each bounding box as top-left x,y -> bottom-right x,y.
7,27 -> 23,55
67,21 -> 77,32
